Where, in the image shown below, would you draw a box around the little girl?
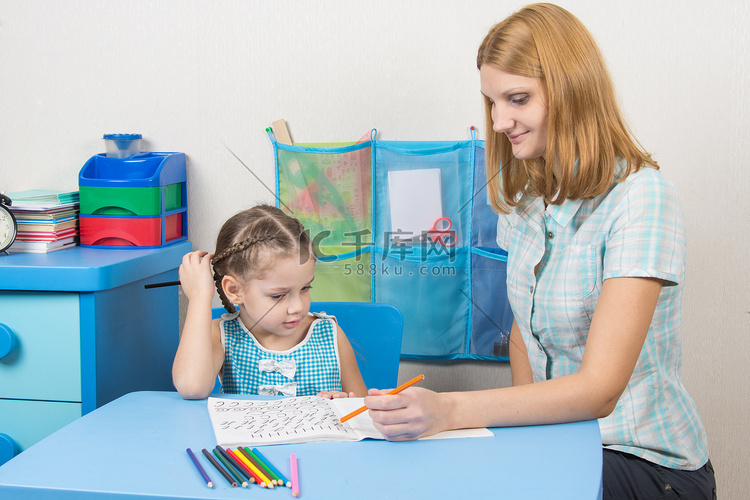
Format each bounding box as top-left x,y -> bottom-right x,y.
172,204 -> 367,400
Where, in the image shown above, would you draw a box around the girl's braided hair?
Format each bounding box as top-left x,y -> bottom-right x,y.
211,204 -> 314,313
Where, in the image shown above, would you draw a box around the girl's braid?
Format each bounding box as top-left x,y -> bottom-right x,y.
210,234 -> 276,314
211,234 -> 275,267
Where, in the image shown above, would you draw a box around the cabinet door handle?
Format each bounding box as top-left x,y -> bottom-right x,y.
0,323 -> 16,359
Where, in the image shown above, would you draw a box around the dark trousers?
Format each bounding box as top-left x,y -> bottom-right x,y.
603,449 -> 716,500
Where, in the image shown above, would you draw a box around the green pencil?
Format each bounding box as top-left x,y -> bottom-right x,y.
250,447 -> 290,487
212,447 -> 248,487
239,448 -> 278,486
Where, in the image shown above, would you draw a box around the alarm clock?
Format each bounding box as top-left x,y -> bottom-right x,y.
0,194 -> 18,253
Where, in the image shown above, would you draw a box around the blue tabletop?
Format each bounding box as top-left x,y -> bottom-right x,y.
0,391 -> 603,499
0,241 -> 192,291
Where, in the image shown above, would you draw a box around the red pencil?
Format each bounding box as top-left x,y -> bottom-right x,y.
237,448 -> 275,486
228,448 -> 267,487
339,374 -> 425,423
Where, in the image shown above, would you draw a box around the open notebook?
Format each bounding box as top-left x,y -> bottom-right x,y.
208,396 -> 492,447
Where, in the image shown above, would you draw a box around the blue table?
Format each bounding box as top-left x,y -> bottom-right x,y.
0,391 -> 603,499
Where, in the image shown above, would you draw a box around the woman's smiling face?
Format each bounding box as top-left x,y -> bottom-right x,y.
480,65 -> 549,160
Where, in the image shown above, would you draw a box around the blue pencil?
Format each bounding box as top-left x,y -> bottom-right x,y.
251,447 -> 291,487
186,448 -> 213,488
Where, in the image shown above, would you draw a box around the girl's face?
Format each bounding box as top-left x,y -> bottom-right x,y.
234,255 -> 316,346
480,65 -> 549,160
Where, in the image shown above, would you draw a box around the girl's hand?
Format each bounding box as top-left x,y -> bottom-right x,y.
317,390 -> 356,399
179,251 -> 215,303
364,387 -> 448,441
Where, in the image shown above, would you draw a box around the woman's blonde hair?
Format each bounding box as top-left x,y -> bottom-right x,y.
211,204 -> 314,313
477,3 -> 658,213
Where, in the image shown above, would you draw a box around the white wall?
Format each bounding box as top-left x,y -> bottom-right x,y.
1,1 -> 747,496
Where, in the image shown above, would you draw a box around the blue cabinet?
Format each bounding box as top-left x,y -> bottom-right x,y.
0,242 -> 191,465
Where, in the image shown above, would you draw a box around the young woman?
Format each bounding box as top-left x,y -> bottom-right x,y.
364,4 -> 715,498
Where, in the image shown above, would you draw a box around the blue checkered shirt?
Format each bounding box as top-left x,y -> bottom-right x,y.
497,165 -> 709,469
220,312 -> 342,396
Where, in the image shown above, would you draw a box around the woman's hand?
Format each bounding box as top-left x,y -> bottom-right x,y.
364,387 -> 450,441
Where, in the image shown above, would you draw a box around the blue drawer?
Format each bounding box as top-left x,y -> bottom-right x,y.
0,399 -> 81,459
0,291 -> 81,402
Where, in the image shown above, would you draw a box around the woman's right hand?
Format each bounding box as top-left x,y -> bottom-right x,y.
178,251 -> 215,302
364,387 -> 451,441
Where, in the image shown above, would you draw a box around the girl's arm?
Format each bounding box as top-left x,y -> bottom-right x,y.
365,276 -> 662,440
318,324 -> 368,398
172,251 -> 225,400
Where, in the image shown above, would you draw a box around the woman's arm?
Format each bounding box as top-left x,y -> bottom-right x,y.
172,251 -> 225,399
319,324 -> 368,398
508,319 -> 533,386
365,276 -> 662,440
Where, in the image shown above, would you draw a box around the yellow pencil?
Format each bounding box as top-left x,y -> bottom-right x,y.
234,448 -> 273,488
339,374 -> 425,423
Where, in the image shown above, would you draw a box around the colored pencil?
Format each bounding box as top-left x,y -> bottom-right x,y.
339,374 -> 426,423
238,448 -> 275,485
290,453 -> 299,497
234,448 -> 274,488
237,447 -> 274,486
213,447 -> 248,488
233,448 -> 272,487
250,447 -> 290,487
227,448 -> 262,485
144,280 -> 181,289
186,448 -> 213,488
217,446 -> 253,485
201,448 -> 237,487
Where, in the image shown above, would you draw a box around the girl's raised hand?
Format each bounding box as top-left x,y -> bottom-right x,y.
178,251 -> 216,302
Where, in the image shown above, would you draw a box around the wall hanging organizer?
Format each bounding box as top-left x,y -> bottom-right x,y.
269,127 -> 512,361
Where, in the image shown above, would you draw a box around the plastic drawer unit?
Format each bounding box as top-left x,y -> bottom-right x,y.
0,241 -> 192,465
78,152 -> 188,248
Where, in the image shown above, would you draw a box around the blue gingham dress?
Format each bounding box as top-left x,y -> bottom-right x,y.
497,164 -> 709,470
220,312 -> 342,396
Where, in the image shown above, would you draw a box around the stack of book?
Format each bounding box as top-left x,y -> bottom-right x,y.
5,189 -> 80,253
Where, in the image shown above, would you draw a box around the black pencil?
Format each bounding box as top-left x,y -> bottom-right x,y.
144,280 -> 181,289
216,446 -> 253,485
201,448 -> 237,487
213,447 -> 248,488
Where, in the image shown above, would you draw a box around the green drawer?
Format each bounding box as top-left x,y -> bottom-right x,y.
0,291 -> 81,402
79,183 -> 183,216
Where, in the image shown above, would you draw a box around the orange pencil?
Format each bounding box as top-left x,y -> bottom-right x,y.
339,374 -> 425,423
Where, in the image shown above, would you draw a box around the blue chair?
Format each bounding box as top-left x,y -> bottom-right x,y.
210,302 -> 403,390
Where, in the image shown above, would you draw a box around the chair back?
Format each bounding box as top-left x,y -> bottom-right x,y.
312,302 -> 403,389
211,302 -> 403,390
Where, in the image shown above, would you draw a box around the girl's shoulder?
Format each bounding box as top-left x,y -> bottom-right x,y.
307,312 -> 338,333
304,312 -> 340,340
309,310 -> 336,321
